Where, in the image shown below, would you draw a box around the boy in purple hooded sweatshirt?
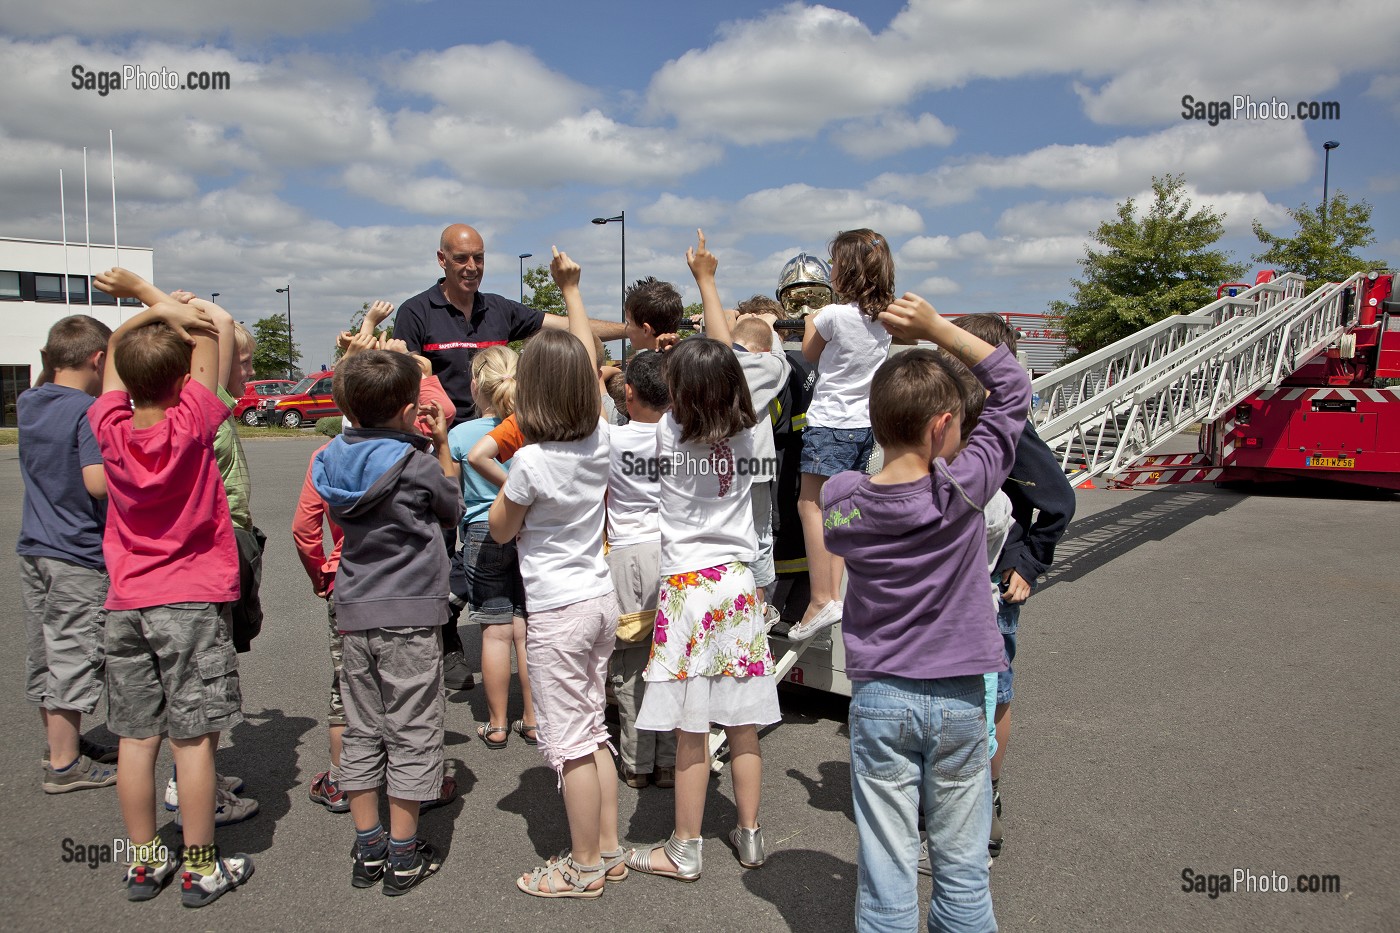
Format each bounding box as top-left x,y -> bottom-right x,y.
822,294 -> 1030,933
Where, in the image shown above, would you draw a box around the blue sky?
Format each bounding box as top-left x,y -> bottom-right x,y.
2,0 -> 1398,366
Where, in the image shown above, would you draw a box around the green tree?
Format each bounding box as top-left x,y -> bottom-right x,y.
522,265 -> 565,317
1252,194 -> 1384,292
1050,174 -> 1245,356
252,314 -> 302,380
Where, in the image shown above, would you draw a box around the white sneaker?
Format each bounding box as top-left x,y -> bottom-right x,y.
180,850 -> 254,908
787,601 -> 842,641
165,773 -> 245,811
760,603 -> 782,633
173,786 -> 259,828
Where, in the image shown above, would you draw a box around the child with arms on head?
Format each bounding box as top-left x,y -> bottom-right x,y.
605,349 -> 677,789
822,294 -> 1030,932
447,346 -> 537,750
953,314 -> 1075,864
86,268 -> 254,907
490,248 -> 625,899
626,333 -> 780,883
311,341 -> 463,896
790,229 -> 897,640
686,230 -> 789,610
19,315 -> 117,794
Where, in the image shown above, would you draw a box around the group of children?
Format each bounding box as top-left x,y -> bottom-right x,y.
19,224 -> 1072,929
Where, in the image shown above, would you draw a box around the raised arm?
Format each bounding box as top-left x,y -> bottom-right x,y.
551,246 -> 596,374
878,293 -> 996,367
93,269 -> 217,395
686,229 -> 730,345
175,292 -> 236,394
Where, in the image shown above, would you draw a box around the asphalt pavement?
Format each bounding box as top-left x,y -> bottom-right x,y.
0,436 -> 1395,932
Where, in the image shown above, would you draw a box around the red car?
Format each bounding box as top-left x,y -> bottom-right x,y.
259,370 -> 340,428
234,379 -> 297,426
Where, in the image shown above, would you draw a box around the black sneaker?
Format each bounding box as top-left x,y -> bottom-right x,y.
352,842 -> 387,888
180,850 -> 254,908
442,652 -> 475,691
382,840 -> 442,896
126,857 -> 178,901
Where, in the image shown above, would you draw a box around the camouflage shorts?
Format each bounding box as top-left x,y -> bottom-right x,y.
105,602 -> 242,740
327,596 -> 345,727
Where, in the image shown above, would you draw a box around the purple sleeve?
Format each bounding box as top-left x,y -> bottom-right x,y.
945,345 -> 1032,510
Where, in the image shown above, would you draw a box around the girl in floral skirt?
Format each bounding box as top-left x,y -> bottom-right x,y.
627,337 -> 780,882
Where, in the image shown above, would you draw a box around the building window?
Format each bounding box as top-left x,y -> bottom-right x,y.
90,276 -> 117,305
0,271 -> 19,300
66,275 -> 89,304
1,365 -> 31,428
35,274 -> 65,302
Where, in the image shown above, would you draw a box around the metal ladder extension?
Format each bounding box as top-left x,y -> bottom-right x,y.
1030,273 -> 1315,485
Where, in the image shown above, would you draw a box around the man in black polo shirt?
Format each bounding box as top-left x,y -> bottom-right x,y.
395,223 -> 624,689
395,223 -> 625,424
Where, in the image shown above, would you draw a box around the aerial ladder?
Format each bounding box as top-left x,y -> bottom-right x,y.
1030,270 -> 1400,491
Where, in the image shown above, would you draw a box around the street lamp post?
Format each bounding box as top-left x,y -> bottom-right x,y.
1322,140 -> 1340,231
591,212 -> 625,360
518,253 -> 532,304
275,285 -> 294,380
211,292 -> 220,301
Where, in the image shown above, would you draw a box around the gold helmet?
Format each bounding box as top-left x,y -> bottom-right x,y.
776,252 -> 833,317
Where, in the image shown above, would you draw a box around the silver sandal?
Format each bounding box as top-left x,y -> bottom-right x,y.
730,825 -> 766,868
625,833 -> 703,882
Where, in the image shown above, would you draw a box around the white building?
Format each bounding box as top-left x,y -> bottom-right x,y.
0,236 -> 154,426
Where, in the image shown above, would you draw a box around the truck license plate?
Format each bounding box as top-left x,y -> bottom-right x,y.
1306,456 -> 1355,469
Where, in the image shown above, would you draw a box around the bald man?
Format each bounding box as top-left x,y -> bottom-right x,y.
394,224 -> 625,425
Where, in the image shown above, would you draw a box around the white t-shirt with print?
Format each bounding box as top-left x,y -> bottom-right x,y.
806,302 -> 892,429
502,421 -> 613,612
657,412 -> 759,575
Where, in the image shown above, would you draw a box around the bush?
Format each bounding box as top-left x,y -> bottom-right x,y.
315,416 -> 343,437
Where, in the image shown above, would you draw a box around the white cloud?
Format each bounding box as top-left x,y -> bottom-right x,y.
870,122 -> 1313,206
996,188 -> 1290,239
639,184 -> 923,240
391,43 -> 593,124
831,112 -> 956,159
635,193 -> 724,228
911,275 -> 960,295
0,0 -> 373,39
646,0 -> 1400,140
341,166 -> 530,220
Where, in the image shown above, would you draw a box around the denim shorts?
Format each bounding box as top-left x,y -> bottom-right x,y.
994,575 -> 1034,705
449,522 -> 526,624
799,425 -> 874,477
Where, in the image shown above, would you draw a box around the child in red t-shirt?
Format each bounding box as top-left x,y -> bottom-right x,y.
86,268 -> 254,908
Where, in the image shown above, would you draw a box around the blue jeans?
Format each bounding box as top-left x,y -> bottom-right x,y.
850,676 -> 996,933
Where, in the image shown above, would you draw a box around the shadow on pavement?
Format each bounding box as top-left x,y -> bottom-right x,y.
742,848 -> 858,932
1040,487 -> 1243,592
786,760 -> 855,824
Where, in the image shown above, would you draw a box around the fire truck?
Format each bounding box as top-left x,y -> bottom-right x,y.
1028,270 -> 1400,491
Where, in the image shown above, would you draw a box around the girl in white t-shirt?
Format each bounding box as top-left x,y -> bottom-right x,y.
489,250 -> 623,899
627,336 -> 780,883
789,228 -> 896,641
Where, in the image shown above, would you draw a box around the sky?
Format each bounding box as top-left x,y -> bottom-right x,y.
3,0 -> 1399,367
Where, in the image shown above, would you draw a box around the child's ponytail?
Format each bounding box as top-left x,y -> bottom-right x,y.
471,345 -> 519,418
829,228 -> 895,320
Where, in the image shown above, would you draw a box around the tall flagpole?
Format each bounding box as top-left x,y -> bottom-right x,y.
109,130 -> 120,267
60,170 -> 70,307
83,147 -> 92,294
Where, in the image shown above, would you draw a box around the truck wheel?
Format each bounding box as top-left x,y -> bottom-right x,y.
281,410 -> 303,428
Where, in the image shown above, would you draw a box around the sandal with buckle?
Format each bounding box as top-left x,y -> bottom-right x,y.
545,847 -> 628,884
477,724 -> 508,750
516,854 -> 610,899
512,720 -> 538,746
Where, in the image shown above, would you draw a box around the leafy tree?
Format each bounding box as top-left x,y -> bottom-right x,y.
522,265 -> 565,317
1050,174 -> 1245,356
251,314 -> 302,380
1252,194 -> 1384,292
